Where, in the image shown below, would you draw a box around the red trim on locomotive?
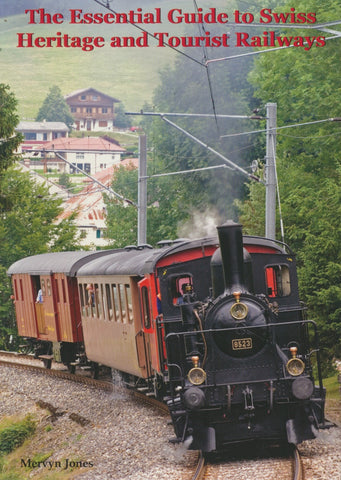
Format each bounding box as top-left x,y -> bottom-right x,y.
244,244 -> 281,254
156,245 -> 218,268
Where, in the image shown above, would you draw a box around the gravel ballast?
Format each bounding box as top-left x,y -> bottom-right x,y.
0,366 -> 340,479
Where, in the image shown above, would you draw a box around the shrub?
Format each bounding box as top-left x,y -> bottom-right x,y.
0,416 -> 36,455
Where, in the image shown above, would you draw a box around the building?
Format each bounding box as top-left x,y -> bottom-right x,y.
65,88 -> 120,132
57,158 -> 138,248
16,121 -> 69,154
19,163 -> 69,199
42,136 -> 127,175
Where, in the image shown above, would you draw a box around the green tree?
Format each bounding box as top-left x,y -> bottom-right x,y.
0,167 -> 79,348
0,265 -> 16,349
105,165 -> 138,247
237,0 -> 341,372
58,172 -> 72,190
36,85 -> 74,129
105,162 -> 190,247
0,85 -> 79,348
114,103 -> 132,129
0,84 -> 22,174
0,167 -> 79,266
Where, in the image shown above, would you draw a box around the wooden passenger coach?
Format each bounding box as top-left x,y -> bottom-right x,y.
7,250 -> 114,363
75,239 -> 222,383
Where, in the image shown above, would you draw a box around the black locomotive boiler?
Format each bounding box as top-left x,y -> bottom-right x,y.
165,221 -> 325,451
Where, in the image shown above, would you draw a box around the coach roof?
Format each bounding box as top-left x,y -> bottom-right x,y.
7,250 -> 117,277
76,237 -> 220,277
7,234 -> 289,278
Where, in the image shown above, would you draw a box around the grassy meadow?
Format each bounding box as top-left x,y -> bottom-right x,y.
0,0 -> 227,120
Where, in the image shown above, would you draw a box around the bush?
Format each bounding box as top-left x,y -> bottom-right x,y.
0,416 -> 36,455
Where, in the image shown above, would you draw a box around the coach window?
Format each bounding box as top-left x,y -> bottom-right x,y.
94,283 -> 100,317
79,284 -> 86,316
61,279 -> 66,302
13,279 -> 19,300
84,283 -> 94,317
111,286 -> 117,321
41,279 -> 46,296
119,284 -> 128,323
113,284 -> 122,322
265,265 -> 291,298
125,284 -> 133,324
141,286 -> 151,330
55,279 -> 60,303
105,284 -> 113,320
46,279 -> 52,296
83,284 -> 89,308
99,284 -> 106,319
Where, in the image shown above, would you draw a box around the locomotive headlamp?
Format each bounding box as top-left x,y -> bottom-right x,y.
230,291 -> 248,320
188,355 -> 206,385
286,346 -> 305,376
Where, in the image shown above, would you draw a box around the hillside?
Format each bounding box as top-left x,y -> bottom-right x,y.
0,0 -> 227,120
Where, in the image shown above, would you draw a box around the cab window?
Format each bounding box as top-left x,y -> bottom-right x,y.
265,265 -> 291,297
169,274 -> 193,306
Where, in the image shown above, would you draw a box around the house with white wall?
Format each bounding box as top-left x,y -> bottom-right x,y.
16,120 -> 69,154
42,136 -> 126,175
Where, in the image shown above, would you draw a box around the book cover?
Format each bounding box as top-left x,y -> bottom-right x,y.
1,1 -> 340,479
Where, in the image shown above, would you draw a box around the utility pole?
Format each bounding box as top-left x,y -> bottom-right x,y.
265,103 -> 277,240
138,135 -> 147,245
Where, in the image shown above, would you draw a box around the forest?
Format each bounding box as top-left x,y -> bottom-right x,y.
0,0 -> 340,374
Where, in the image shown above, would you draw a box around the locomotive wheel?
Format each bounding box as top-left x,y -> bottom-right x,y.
67,363 -> 76,374
91,362 -> 99,379
153,374 -> 165,401
42,358 -> 52,369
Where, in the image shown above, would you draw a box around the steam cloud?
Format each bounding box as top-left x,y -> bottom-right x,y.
177,209 -> 222,239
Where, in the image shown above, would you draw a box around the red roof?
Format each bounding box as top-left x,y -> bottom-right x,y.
43,136 -> 126,153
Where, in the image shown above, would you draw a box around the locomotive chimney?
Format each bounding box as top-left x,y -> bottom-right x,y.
216,221 -> 246,294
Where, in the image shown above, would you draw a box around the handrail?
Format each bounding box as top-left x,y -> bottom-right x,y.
165,319 -> 324,395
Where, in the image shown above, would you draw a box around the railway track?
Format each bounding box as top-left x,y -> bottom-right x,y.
0,350 -> 114,390
0,350 -> 169,413
190,444 -> 303,480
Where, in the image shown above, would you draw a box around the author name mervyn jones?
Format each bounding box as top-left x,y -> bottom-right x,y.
21,458 -> 94,470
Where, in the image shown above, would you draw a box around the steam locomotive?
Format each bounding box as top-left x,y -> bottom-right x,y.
164,221 -> 325,450
8,221 -> 326,451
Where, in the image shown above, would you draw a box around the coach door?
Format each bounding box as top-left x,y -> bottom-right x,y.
138,277 -> 161,376
12,274 -> 38,338
39,275 -> 59,342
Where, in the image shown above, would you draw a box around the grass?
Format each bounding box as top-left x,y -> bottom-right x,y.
0,412 -> 87,480
324,375 -> 340,400
0,0 -> 228,119
0,415 -> 36,456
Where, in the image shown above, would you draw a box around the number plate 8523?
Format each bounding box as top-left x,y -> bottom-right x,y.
232,338 -> 253,350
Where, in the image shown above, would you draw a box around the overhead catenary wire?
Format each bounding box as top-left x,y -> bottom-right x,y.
49,152 -> 137,207
126,111 -> 263,183
220,117 -> 336,138
140,164 -> 233,180
193,0 -> 220,133
92,0 -> 205,66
